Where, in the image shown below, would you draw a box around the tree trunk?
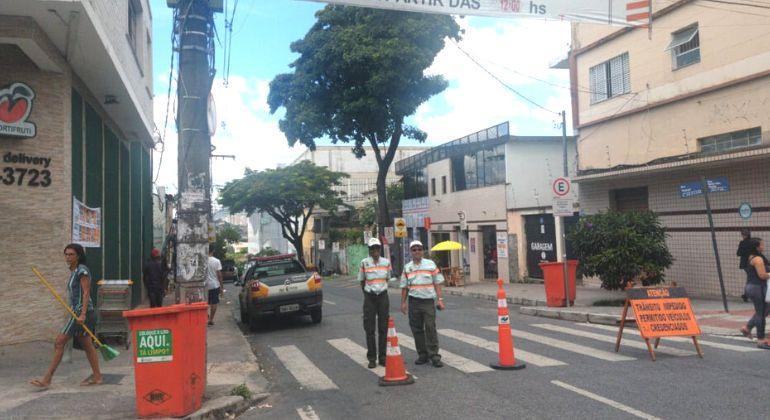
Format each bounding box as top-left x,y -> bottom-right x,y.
292,237 -> 305,266
376,171 -> 390,229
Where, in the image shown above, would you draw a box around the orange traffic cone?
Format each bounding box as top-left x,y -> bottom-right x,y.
379,317 -> 415,386
490,278 -> 526,370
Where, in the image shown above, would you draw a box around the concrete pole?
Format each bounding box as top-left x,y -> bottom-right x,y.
174,0 -> 214,303
559,110 -> 571,307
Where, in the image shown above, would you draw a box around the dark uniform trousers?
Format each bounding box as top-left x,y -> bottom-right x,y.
408,296 -> 441,362
363,291 -> 390,362
148,288 -> 164,308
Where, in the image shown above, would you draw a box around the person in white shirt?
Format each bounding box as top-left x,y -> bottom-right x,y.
206,245 -> 223,326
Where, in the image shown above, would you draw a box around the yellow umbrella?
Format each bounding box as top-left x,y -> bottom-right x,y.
431,240 -> 465,251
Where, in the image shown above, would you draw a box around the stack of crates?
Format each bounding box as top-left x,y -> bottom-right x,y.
96,280 -> 133,349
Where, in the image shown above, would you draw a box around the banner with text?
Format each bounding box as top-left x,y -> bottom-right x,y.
309,0 -> 651,26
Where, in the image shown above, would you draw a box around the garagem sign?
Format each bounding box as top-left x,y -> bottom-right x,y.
308,0 -> 651,26
0,82 -> 37,139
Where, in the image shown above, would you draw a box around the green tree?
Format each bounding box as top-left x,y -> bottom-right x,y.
256,247 -> 281,257
217,223 -> 243,245
218,161 -> 347,265
568,211 -> 674,291
268,6 -> 461,229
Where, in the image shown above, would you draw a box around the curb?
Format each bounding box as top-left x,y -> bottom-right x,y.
444,289 -> 548,307
519,306 -> 630,326
185,392 -> 270,420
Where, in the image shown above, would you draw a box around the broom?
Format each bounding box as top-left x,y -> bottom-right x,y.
31,267 -> 120,361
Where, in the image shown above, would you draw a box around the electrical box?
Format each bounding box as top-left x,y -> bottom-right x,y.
167,0 -> 224,12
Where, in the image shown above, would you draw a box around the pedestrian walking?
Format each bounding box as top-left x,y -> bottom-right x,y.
400,240 -> 445,368
739,238 -> 770,349
358,237 -> 392,368
30,244 -> 102,389
737,229 -> 753,302
207,245 -> 223,326
143,248 -> 166,308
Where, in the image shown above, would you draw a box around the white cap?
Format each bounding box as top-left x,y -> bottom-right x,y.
367,237 -> 382,248
409,240 -> 424,249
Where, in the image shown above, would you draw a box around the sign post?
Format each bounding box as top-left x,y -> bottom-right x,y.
552,177 -> 572,307
700,176 -> 729,313
615,287 -> 703,361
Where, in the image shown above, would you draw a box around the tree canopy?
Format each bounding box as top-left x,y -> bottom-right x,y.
218,160 -> 348,263
268,6 -> 461,226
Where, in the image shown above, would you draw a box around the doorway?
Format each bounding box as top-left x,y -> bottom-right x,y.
481,226 -> 498,280
431,232 -> 450,269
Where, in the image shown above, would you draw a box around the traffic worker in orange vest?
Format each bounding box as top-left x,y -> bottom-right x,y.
358,237 -> 393,368
400,240 -> 445,367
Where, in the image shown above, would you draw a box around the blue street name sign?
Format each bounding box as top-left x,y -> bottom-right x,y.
679,177 -> 730,198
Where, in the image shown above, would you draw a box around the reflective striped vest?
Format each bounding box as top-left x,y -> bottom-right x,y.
400,259 -> 444,299
358,257 -> 392,294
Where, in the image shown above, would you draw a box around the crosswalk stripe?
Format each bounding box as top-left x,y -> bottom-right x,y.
398,333 -> 493,373
272,345 -> 338,391
551,381 -> 661,420
327,338 -> 386,376
531,324 -> 695,357
580,323 -> 762,353
438,328 -> 566,367
481,327 -> 634,362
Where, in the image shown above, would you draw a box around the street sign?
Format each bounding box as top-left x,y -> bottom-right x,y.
318,240 -> 325,250
394,218 -> 407,238
496,232 -> 508,259
552,197 -> 574,217
679,177 -> 730,198
458,211 -> 467,231
616,287 -> 703,361
739,203 -> 752,220
552,177 -> 571,197
364,230 -> 372,244
332,242 -> 340,253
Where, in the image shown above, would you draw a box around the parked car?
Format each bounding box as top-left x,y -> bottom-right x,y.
221,259 -> 238,283
238,254 -> 323,330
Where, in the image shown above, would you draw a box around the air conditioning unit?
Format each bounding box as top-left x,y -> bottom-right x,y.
167,0 -> 224,12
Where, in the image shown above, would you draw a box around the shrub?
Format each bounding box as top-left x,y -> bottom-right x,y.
568,211 -> 673,291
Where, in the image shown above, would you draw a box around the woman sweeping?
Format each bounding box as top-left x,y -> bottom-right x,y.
30,244 -> 102,389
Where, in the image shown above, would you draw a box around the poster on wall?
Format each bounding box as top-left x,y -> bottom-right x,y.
72,198 -> 101,248
496,232 -> 509,259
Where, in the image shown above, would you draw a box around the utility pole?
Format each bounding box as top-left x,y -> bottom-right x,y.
559,110 -> 571,307
171,0 -> 218,303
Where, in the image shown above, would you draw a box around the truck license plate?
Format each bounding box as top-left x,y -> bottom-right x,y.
279,304 -> 300,313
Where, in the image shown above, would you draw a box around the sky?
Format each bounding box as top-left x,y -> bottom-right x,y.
150,0 -> 572,192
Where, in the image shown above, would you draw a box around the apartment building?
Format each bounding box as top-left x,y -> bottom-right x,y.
0,0 -> 155,344
570,0 -> 770,297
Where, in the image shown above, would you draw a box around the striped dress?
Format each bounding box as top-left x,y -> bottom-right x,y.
61,264 -> 95,337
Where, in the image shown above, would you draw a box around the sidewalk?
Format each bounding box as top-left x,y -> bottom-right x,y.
0,288 -> 267,419
443,282 -> 755,336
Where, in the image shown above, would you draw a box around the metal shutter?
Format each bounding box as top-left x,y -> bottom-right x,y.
589,63 -> 608,103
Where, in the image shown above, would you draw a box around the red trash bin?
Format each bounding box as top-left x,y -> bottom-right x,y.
539,261 -> 578,307
123,302 -> 208,418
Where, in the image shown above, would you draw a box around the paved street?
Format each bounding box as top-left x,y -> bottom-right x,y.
237,279 -> 770,420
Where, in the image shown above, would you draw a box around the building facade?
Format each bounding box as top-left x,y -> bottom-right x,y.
0,0 -> 155,345
397,122 -> 577,284
248,211 -> 292,255
570,0 -> 770,297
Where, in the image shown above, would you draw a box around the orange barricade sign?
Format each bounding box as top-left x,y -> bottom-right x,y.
615,287 -> 703,361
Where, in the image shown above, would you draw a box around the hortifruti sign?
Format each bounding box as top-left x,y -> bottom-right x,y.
306,0 -> 651,26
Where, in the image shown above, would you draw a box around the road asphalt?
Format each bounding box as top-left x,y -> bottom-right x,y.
236,277 -> 770,420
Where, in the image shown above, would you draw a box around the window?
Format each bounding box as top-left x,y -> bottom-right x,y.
128,0 -> 139,51
403,167 -> 428,199
431,178 -> 436,196
611,187 -> 649,213
667,25 -> 700,69
441,176 -> 447,194
699,127 -> 762,154
589,53 -> 630,104
451,145 -> 506,192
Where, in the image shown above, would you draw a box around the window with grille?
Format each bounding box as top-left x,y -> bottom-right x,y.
698,127 -> 762,154
589,53 -> 630,104
667,25 -> 700,70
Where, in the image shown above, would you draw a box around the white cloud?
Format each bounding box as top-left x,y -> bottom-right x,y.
415,18 -> 571,142
152,75 -> 305,194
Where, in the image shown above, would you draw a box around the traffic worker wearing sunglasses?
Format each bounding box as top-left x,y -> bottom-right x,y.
400,240 -> 445,368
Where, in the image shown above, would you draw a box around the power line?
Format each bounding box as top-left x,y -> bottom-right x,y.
450,39 -> 560,115
699,0 -> 770,10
